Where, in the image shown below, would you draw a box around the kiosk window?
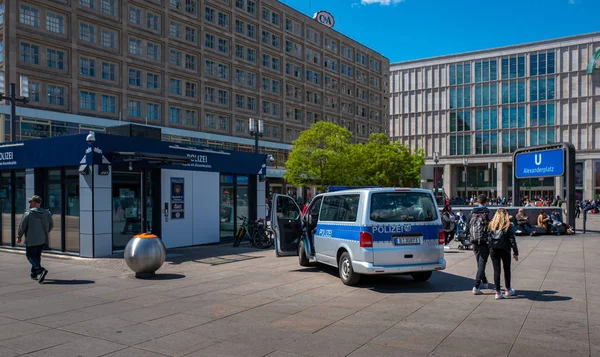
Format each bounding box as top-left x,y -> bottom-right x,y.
320,194 -> 360,222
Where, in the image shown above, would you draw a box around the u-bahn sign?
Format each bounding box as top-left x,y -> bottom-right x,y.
515,148 -> 565,179
512,143 -> 576,230
313,11 -> 334,28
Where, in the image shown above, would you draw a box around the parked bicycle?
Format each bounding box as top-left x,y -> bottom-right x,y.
233,215 -> 274,249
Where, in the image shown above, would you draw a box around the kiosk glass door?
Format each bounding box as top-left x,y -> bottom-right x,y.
1,172 -> 11,245
112,172 -> 142,251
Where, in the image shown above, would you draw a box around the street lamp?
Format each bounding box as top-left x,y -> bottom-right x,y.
488,162 -> 497,198
248,118 -> 263,153
433,151 -> 439,201
463,158 -> 468,202
0,73 -> 29,142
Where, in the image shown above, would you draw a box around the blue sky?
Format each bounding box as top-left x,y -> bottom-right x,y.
278,0 -> 600,63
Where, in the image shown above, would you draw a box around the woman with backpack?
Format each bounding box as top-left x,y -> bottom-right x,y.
488,208 -> 519,300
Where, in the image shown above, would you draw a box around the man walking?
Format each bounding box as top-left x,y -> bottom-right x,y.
17,195 -> 53,283
469,194 -> 493,295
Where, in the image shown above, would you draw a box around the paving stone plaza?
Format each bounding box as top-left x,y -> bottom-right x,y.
0,216 -> 598,357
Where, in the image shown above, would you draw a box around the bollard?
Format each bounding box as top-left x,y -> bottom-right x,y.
124,233 -> 166,279
583,210 -> 587,234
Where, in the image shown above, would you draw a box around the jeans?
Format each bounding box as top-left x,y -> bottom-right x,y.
25,244 -> 45,277
473,244 -> 489,288
518,222 -> 533,234
444,230 -> 455,245
490,248 -> 512,292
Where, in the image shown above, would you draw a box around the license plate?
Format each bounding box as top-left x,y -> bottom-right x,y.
394,236 -> 421,245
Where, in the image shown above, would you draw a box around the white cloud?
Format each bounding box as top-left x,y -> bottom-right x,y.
360,0 -> 405,5
568,0 -> 575,3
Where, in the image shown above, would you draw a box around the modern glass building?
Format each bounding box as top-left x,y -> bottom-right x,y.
389,32 -> 600,202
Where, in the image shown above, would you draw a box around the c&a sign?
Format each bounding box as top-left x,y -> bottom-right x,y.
313,11 -> 334,28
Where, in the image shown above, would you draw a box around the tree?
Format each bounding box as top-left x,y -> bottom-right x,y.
284,123 -> 425,189
284,122 -> 355,188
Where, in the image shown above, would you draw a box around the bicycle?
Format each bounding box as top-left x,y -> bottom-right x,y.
233,216 -> 274,249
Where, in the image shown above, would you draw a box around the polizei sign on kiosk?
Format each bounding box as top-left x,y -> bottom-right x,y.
515,148 -> 565,178
313,11 -> 334,28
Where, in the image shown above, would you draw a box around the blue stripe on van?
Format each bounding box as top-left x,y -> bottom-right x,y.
314,224 -> 361,241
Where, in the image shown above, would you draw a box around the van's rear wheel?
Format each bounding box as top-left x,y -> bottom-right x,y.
411,271 -> 433,282
298,241 -> 310,267
339,252 -> 360,286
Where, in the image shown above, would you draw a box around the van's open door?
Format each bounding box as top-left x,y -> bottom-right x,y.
271,194 -> 302,257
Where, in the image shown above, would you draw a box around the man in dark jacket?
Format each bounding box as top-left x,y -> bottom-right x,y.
469,194 -> 492,295
17,195 -> 53,283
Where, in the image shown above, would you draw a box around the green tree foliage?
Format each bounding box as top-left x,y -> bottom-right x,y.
284,123 -> 425,189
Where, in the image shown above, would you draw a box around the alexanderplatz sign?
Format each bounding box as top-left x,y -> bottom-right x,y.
513,143 -> 576,229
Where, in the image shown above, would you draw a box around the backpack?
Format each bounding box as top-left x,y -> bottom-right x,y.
488,229 -> 507,250
469,213 -> 488,245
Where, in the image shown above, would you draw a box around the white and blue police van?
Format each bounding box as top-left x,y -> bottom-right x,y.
270,188 -> 446,285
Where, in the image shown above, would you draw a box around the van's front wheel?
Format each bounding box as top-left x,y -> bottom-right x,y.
298,241 -> 310,267
411,271 -> 433,282
339,252 -> 360,286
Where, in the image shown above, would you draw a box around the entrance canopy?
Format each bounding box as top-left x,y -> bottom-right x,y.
0,133 -> 266,175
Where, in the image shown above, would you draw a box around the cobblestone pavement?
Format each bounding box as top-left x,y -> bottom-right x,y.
0,215 -> 598,356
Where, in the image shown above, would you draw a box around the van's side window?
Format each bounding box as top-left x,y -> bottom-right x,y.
308,197 -> 323,218
277,196 -> 300,219
320,194 -> 360,222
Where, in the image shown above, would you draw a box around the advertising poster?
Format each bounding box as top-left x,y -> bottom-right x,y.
171,177 -> 185,219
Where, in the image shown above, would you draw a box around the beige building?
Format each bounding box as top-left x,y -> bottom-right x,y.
0,0 -> 389,193
389,32 -> 600,202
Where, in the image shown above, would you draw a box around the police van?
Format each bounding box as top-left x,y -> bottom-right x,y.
270,188 -> 446,285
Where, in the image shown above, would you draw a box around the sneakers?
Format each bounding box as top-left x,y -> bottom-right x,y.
37,269 -> 48,284
495,292 -> 504,300
505,288 -> 516,297
481,283 -> 489,289
444,245 -> 451,251
29,275 -> 38,281
472,287 -> 483,295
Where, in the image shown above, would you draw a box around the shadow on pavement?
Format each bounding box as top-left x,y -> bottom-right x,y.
42,279 -> 95,285
165,244 -> 269,266
512,289 -> 572,301
142,273 -> 186,280
291,263 -> 477,294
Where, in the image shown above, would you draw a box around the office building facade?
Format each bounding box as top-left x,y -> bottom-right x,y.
389,32 -> 600,202
0,0 -> 389,187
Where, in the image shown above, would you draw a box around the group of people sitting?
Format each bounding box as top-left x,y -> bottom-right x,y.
511,208 -> 564,236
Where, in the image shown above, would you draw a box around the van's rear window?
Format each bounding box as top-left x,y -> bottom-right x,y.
370,192 -> 438,222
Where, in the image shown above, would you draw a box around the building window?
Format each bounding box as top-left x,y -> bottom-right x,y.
218,64 -> 229,79
20,4 -> 40,27
101,95 -> 117,113
218,89 -> 229,105
101,29 -> 117,49
169,107 -> 182,123
46,12 -> 65,34
129,38 -> 143,56
147,13 -> 160,31
449,86 -> 471,108
235,118 -> 245,133
29,81 -> 41,102
80,0 -> 95,9
449,62 -> 471,85
501,55 -> 526,79
80,57 -> 96,76
169,78 -> 182,95
218,115 -> 229,131
205,34 -> 215,49
185,110 -> 196,125
218,12 -> 229,28
474,59 -> 497,82
205,114 -> 216,129
170,49 -> 182,66
129,6 -> 142,25
47,49 -> 65,70
218,38 -> 229,54
170,22 -> 182,38
147,43 -> 160,61
129,68 -> 142,86
530,103 -> 555,127
475,132 -> 499,154
449,135 -> 471,156
185,54 -> 197,70
186,0 -> 197,15
501,80 -> 526,104
47,85 -> 66,106
80,91 -> 97,110
474,108 -> 499,131
185,82 -> 196,98
20,42 -> 40,64
102,62 -> 117,81
530,51 -> 555,76
501,106 -> 526,129
80,22 -> 97,43
501,131 -> 526,153
147,103 -> 160,120
185,26 -> 196,43
474,84 -> 498,106
101,0 -> 117,16
530,78 -> 555,101
129,100 -> 142,117
147,73 -> 160,89
205,87 -> 215,102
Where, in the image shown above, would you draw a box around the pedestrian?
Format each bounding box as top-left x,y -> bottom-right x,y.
487,208 -> 519,299
302,201 -> 309,217
441,205 -> 456,251
469,194 -> 492,295
16,195 -> 53,283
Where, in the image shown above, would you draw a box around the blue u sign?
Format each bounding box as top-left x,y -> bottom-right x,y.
515,148 -> 564,179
